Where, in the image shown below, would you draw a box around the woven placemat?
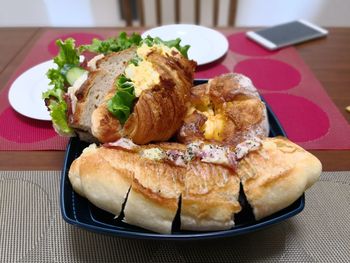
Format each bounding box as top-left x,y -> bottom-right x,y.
0,171 -> 349,262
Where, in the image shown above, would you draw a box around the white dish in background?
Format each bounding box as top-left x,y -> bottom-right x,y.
142,24 -> 229,65
8,60 -> 55,121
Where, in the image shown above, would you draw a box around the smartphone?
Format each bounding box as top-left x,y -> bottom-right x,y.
246,20 -> 328,50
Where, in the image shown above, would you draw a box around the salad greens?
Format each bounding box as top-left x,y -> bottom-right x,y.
43,38 -> 80,136
80,32 -> 142,54
141,35 -> 190,58
107,75 -> 136,124
42,88 -> 72,134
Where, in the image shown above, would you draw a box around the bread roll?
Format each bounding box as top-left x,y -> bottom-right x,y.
178,73 -> 269,146
68,142 -> 241,233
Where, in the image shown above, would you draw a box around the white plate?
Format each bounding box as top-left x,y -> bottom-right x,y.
142,24 -> 229,65
8,60 -> 55,121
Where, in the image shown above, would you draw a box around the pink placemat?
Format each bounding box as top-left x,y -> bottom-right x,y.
0,29 -> 349,150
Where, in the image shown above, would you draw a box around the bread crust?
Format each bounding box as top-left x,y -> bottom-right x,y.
68,145 -> 133,216
236,137 -> 322,220
180,162 -> 241,231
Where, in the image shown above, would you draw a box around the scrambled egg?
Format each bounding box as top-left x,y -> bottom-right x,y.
124,61 -> 160,97
200,107 -> 226,141
124,43 -> 179,97
137,43 -> 178,58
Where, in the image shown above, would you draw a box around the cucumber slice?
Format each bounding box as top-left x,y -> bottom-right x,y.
65,67 -> 87,86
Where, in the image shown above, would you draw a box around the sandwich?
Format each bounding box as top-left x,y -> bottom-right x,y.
68,136 -> 321,233
43,33 -> 142,139
91,37 -> 196,144
43,32 -> 196,144
178,73 -> 269,146
69,140 -> 242,233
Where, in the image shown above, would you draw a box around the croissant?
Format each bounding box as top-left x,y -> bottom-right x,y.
91,45 -> 196,144
178,73 -> 269,146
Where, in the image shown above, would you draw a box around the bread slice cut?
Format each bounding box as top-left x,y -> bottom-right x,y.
180,162 -> 241,231
68,144 -> 133,216
69,48 -> 137,141
236,137 -> 322,220
123,178 -> 181,234
122,155 -> 183,234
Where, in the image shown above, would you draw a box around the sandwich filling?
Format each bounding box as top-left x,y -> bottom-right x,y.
122,43 -> 180,97
107,37 -> 190,125
106,137 -> 262,170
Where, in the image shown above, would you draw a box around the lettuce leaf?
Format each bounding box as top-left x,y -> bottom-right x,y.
43,38 -> 80,136
107,75 -> 136,124
54,38 -> 80,68
141,36 -> 190,58
80,32 -> 142,54
43,88 -> 74,136
46,68 -> 65,90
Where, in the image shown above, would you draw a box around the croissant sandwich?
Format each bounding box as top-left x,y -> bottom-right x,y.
43,33 -> 196,144
68,136 -> 321,234
91,39 -> 196,144
178,73 -> 269,146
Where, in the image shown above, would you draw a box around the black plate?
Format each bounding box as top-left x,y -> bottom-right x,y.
60,79 -> 304,240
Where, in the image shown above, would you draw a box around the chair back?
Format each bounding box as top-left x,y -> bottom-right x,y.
121,0 -> 237,27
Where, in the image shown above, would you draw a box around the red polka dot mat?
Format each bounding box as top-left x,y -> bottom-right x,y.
0,29 -> 349,150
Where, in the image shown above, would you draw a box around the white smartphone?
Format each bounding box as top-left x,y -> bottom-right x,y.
246,20 -> 328,50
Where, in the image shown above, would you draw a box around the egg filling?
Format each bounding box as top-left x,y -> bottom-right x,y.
124,43 -> 179,97
201,108 -> 226,141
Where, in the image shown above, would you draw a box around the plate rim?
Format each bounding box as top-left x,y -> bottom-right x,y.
8,59 -> 54,121
142,24 -> 229,65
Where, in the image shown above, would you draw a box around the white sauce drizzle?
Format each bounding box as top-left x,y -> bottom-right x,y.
67,72 -> 88,114
87,54 -> 105,70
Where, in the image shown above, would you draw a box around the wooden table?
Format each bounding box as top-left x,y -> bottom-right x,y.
0,28 -> 349,171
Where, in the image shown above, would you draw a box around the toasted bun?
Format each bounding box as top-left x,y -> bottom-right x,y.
236,137 -> 322,220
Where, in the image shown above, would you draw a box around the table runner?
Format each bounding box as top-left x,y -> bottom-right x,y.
1,170 -> 349,262
0,29 -> 349,150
